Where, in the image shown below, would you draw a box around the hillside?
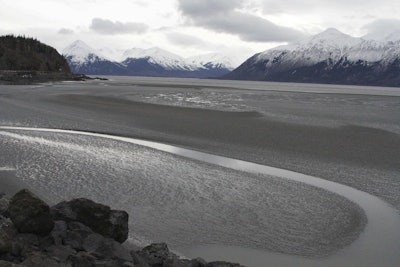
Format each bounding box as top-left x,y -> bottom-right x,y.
0,35 -> 78,84
0,35 -> 70,72
224,28 -> 400,87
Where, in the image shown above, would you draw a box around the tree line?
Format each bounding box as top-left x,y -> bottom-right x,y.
0,35 -> 70,72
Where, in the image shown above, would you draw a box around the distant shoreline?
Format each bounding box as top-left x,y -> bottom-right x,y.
0,70 -> 107,85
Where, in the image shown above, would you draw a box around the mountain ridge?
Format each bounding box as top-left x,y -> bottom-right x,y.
63,41 -> 234,77
223,28 -> 400,87
63,40 -> 127,75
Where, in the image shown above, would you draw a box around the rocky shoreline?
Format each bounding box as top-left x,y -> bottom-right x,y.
0,189 -> 243,267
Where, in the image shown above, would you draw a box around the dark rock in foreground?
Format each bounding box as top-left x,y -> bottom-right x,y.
0,190 -> 245,267
7,189 -> 54,236
51,198 -> 128,243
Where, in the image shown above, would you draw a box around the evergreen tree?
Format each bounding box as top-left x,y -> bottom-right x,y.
0,35 -> 70,72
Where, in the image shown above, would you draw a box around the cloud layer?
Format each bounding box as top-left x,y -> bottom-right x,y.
90,18 -> 148,35
260,0 -> 394,14
166,32 -> 208,47
362,19 -> 400,41
177,0 -> 306,42
58,28 -> 74,35
4,0 -> 400,66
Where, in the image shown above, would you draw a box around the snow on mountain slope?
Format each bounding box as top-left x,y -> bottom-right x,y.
363,28 -> 400,42
256,28 -> 400,68
122,47 -> 197,71
63,40 -> 126,75
225,28 -> 400,86
63,41 -> 233,77
97,47 -> 126,62
187,53 -> 235,70
257,28 -> 361,67
62,40 -> 107,64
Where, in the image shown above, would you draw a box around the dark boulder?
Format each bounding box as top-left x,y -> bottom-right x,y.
0,190 -> 247,267
0,194 -> 9,216
10,233 -> 40,258
138,243 -> 171,267
0,216 -> 16,255
130,250 -> 150,267
189,258 -> 208,267
133,243 -> 208,267
21,251 -> 67,267
48,220 -> 68,246
67,251 -> 97,267
164,257 -> 207,267
93,259 -> 123,267
206,262 -> 244,267
44,244 -> 76,262
83,233 -> 132,262
6,190 -> 54,236
64,221 -> 94,251
0,231 -> 11,255
135,242 -> 197,267
51,198 -> 128,243
0,260 -> 24,267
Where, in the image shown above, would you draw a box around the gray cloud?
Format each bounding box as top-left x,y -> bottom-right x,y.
166,32 -> 221,50
363,19 -> 400,33
202,11 -> 305,42
90,18 -> 148,35
362,19 -> 400,40
363,15 -> 376,20
261,0 -> 395,15
166,32 -> 207,47
262,0 -> 324,14
179,0 -> 242,16
177,0 -> 305,42
58,28 -> 74,35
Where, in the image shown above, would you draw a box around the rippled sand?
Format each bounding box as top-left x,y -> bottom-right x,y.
0,131 -> 365,257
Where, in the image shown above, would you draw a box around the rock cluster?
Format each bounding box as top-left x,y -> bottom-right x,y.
0,190 -> 244,267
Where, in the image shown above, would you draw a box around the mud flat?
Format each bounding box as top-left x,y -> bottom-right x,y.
0,77 -> 400,266
1,127 -> 400,267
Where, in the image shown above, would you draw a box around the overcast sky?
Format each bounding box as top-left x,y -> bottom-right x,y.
1,0 -> 400,64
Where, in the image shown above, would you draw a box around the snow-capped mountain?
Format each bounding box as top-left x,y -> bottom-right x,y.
63,40 -> 126,75
120,47 -> 235,77
63,41 -> 234,78
224,28 -> 400,87
122,47 -> 198,71
188,53 -> 235,71
120,47 -> 202,77
63,40 -> 97,64
363,28 -> 400,43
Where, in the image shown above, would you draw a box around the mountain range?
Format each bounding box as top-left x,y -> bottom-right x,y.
224,28 -> 400,87
63,41 -> 234,78
63,29 -> 400,87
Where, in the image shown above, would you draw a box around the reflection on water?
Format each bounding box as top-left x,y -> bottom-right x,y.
0,126 -> 399,267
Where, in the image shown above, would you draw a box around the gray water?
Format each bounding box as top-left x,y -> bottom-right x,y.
103,76 -> 400,96
1,126 -> 399,267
